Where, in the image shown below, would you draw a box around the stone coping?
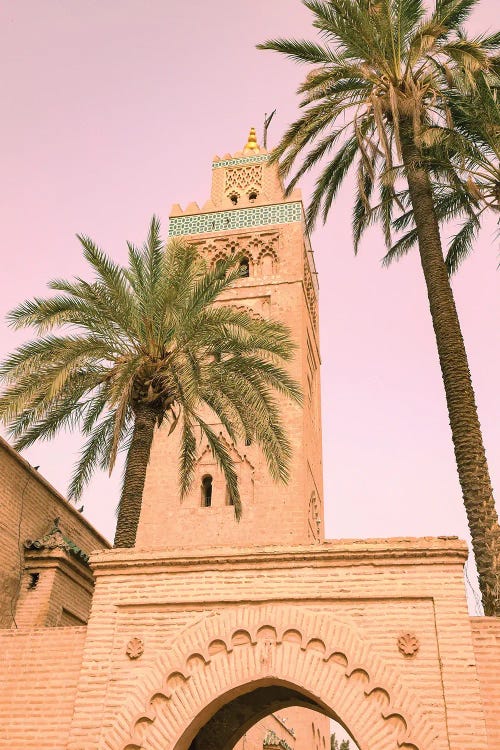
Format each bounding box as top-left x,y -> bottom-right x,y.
90,536 -> 468,573
24,547 -> 95,590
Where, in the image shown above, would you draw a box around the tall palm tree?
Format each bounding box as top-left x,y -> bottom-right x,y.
0,217 -> 301,548
383,69 -> 500,272
259,0 -> 500,614
438,71 -> 500,270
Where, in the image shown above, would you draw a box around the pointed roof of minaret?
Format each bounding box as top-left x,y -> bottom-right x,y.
243,126 -> 261,154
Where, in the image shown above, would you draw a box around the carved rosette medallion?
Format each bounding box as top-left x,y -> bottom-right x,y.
126,637 -> 144,660
397,632 -> 419,657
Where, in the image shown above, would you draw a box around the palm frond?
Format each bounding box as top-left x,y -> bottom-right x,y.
257,38 -> 336,65
445,214 -> 481,273
68,412 -> 117,499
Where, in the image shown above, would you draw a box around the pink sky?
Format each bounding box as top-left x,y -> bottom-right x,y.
1,1 -> 498,612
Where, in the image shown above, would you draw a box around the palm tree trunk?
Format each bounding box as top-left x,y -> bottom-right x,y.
113,403 -> 157,548
401,139 -> 500,616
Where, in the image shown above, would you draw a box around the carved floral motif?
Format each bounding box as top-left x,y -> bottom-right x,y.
126,637 -> 144,660
397,633 -> 419,657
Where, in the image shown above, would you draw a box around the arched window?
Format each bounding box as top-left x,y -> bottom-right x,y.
260,253 -> 274,276
201,475 -> 213,507
239,257 -> 250,277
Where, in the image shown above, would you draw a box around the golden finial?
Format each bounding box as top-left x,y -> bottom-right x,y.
243,127 -> 260,154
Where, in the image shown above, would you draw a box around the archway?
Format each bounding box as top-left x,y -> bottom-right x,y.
108,605 -> 439,750
183,681 -> 343,750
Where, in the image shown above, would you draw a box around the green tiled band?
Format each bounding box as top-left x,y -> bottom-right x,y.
168,202 -> 302,236
212,155 -> 270,169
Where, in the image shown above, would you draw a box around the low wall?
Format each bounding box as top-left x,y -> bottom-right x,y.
0,437 -> 109,627
0,626 -> 86,749
470,616 -> 500,749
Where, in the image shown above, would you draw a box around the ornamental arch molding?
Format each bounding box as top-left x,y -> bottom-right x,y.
105,604 -> 439,750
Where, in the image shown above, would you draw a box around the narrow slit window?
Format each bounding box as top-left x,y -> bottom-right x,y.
239,258 -> 250,277
201,475 -> 213,507
27,572 -> 40,590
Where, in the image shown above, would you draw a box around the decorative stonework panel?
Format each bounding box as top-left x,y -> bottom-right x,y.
308,492 -> 321,542
225,165 -> 262,196
221,299 -> 271,320
110,605 -> 437,750
213,155 -> 270,169
126,637 -> 144,660
168,202 -> 302,237
303,254 -> 318,327
194,231 -> 280,272
398,633 -> 420,658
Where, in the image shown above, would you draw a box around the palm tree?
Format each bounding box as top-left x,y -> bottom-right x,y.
0,217 -> 301,548
383,70 -> 500,272
259,0 -> 500,614
437,71 -> 500,271
331,733 -> 351,750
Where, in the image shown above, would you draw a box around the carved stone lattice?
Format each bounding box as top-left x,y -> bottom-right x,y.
225,165 -> 263,196
397,633 -> 419,657
126,637 -> 144,660
194,231 -> 279,270
308,492 -> 321,542
303,256 -> 318,327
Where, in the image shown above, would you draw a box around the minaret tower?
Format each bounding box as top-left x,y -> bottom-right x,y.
136,129 -> 323,548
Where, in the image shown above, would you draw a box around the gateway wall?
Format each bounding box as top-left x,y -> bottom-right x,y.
470,616 -> 500,748
0,626 -> 87,750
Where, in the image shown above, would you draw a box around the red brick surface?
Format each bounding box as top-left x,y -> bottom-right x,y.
471,616 -> 500,748
0,437 -> 109,628
0,627 -> 86,749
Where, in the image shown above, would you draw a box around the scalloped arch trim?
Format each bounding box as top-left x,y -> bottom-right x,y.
103,604 -> 440,750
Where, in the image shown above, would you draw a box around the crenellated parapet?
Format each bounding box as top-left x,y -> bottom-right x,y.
170,129 -> 302,222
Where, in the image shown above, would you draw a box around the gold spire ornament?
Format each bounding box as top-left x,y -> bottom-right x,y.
243,127 -> 260,154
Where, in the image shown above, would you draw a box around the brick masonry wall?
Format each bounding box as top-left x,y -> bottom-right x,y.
0,437 -> 109,628
66,538 -> 490,750
138,275 -> 321,549
0,626 -> 87,749
234,714 -> 292,750
470,616 -> 500,748
282,706 -> 330,750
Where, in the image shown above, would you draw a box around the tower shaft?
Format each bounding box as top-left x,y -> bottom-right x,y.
136,133 -> 323,548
